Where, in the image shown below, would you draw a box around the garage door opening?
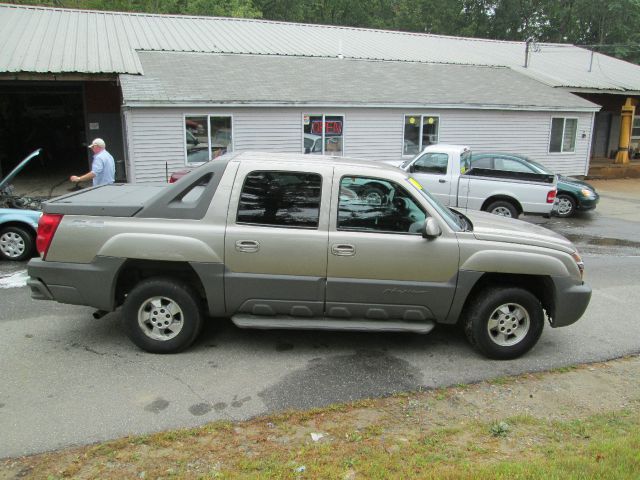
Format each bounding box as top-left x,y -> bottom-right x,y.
0,83 -> 87,195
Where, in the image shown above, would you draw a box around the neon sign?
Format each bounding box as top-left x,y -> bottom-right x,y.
311,120 -> 342,136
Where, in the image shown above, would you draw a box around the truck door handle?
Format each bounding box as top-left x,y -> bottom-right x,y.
439,179 -> 446,183
331,244 -> 356,256
235,240 -> 260,253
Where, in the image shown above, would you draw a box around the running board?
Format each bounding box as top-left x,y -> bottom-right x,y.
231,314 -> 436,334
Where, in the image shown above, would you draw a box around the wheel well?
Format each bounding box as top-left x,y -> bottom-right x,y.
463,273 -> 555,321
481,195 -> 523,215
114,259 -> 206,308
0,221 -> 36,234
557,190 -> 577,201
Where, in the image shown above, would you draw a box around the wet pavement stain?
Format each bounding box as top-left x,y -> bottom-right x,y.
259,349 -> 422,410
189,403 -> 212,416
276,342 -> 294,352
144,398 -> 169,413
213,402 -> 227,412
231,396 -> 251,408
25,334 -> 33,339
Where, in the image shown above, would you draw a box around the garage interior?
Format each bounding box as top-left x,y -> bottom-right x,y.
0,80 -> 125,197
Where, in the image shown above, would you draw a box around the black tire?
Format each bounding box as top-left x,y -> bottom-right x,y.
555,193 -> 576,218
463,287 -> 544,360
122,277 -> 203,354
485,200 -> 519,218
0,225 -> 35,261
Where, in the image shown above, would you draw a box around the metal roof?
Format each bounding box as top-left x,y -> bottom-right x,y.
1,3 -> 640,93
120,52 -> 599,111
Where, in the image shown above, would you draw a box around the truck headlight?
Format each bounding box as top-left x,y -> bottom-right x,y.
571,251 -> 584,279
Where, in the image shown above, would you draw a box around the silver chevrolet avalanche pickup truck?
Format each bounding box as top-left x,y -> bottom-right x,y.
27,152 -> 591,359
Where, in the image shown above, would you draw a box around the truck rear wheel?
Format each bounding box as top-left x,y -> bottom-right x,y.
486,200 -> 518,218
463,287 -> 544,359
123,277 -> 203,354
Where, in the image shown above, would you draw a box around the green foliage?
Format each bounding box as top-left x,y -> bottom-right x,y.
7,0 -> 640,63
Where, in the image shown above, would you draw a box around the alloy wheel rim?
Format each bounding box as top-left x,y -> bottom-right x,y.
138,296 -> 184,341
492,206 -> 513,217
486,302 -> 530,346
556,197 -> 573,216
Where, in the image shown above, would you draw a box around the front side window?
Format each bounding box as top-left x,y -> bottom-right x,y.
338,177 -> 426,234
303,114 -> 344,156
412,152 -> 448,175
184,115 -> 232,165
403,115 -> 439,155
550,118 -> 577,153
237,171 -> 322,228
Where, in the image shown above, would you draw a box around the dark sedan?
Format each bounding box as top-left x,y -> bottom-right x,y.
471,153 -> 599,217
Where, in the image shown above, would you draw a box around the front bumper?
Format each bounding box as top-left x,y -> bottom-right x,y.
549,276 -> 592,327
27,257 -> 125,311
576,195 -> 599,211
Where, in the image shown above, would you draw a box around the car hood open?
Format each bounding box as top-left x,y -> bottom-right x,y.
0,149 -> 42,191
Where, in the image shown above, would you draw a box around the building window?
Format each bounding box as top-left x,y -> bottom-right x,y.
303,114 -> 344,156
632,116 -> 640,138
549,118 -> 577,153
403,115 -> 439,155
236,171 -> 322,228
184,115 -> 232,165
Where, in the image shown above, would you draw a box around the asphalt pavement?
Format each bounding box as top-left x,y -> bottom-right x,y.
1,178 -> 639,459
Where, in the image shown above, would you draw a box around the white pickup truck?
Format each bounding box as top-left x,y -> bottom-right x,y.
397,145 -> 557,218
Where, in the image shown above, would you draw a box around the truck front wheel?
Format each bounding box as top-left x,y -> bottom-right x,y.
485,200 -> 518,218
123,277 -> 203,354
463,287 -> 544,360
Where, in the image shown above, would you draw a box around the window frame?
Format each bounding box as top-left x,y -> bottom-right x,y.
302,113 -> 345,156
402,114 -> 440,157
549,117 -> 578,154
183,113 -> 234,166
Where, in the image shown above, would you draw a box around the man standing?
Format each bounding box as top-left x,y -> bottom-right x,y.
70,138 -> 115,186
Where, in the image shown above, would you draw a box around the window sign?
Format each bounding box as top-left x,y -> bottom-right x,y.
303,114 -> 344,155
549,117 -> 577,153
184,115 -> 232,165
403,115 -> 439,155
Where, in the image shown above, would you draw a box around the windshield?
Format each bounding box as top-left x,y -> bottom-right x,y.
406,177 -> 464,231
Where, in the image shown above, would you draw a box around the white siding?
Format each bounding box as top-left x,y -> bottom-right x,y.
125,106 -> 593,183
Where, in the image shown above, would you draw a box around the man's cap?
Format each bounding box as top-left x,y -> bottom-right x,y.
88,138 -> 106,148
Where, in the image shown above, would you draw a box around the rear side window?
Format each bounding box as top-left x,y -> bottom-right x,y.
237,171 -> 322,228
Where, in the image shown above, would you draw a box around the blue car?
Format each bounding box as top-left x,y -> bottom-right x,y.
0,149 -> 43,261
0,208 -> 40,261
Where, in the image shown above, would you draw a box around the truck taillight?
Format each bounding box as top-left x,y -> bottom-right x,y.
547,189 -> 557,203
36,214 -> 63,259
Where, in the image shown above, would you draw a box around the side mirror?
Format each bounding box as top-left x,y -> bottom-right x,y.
407,164 -> 416,173
422,217 -> 442,239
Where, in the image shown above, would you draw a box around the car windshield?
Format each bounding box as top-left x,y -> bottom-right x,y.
406,178 -> 465,231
